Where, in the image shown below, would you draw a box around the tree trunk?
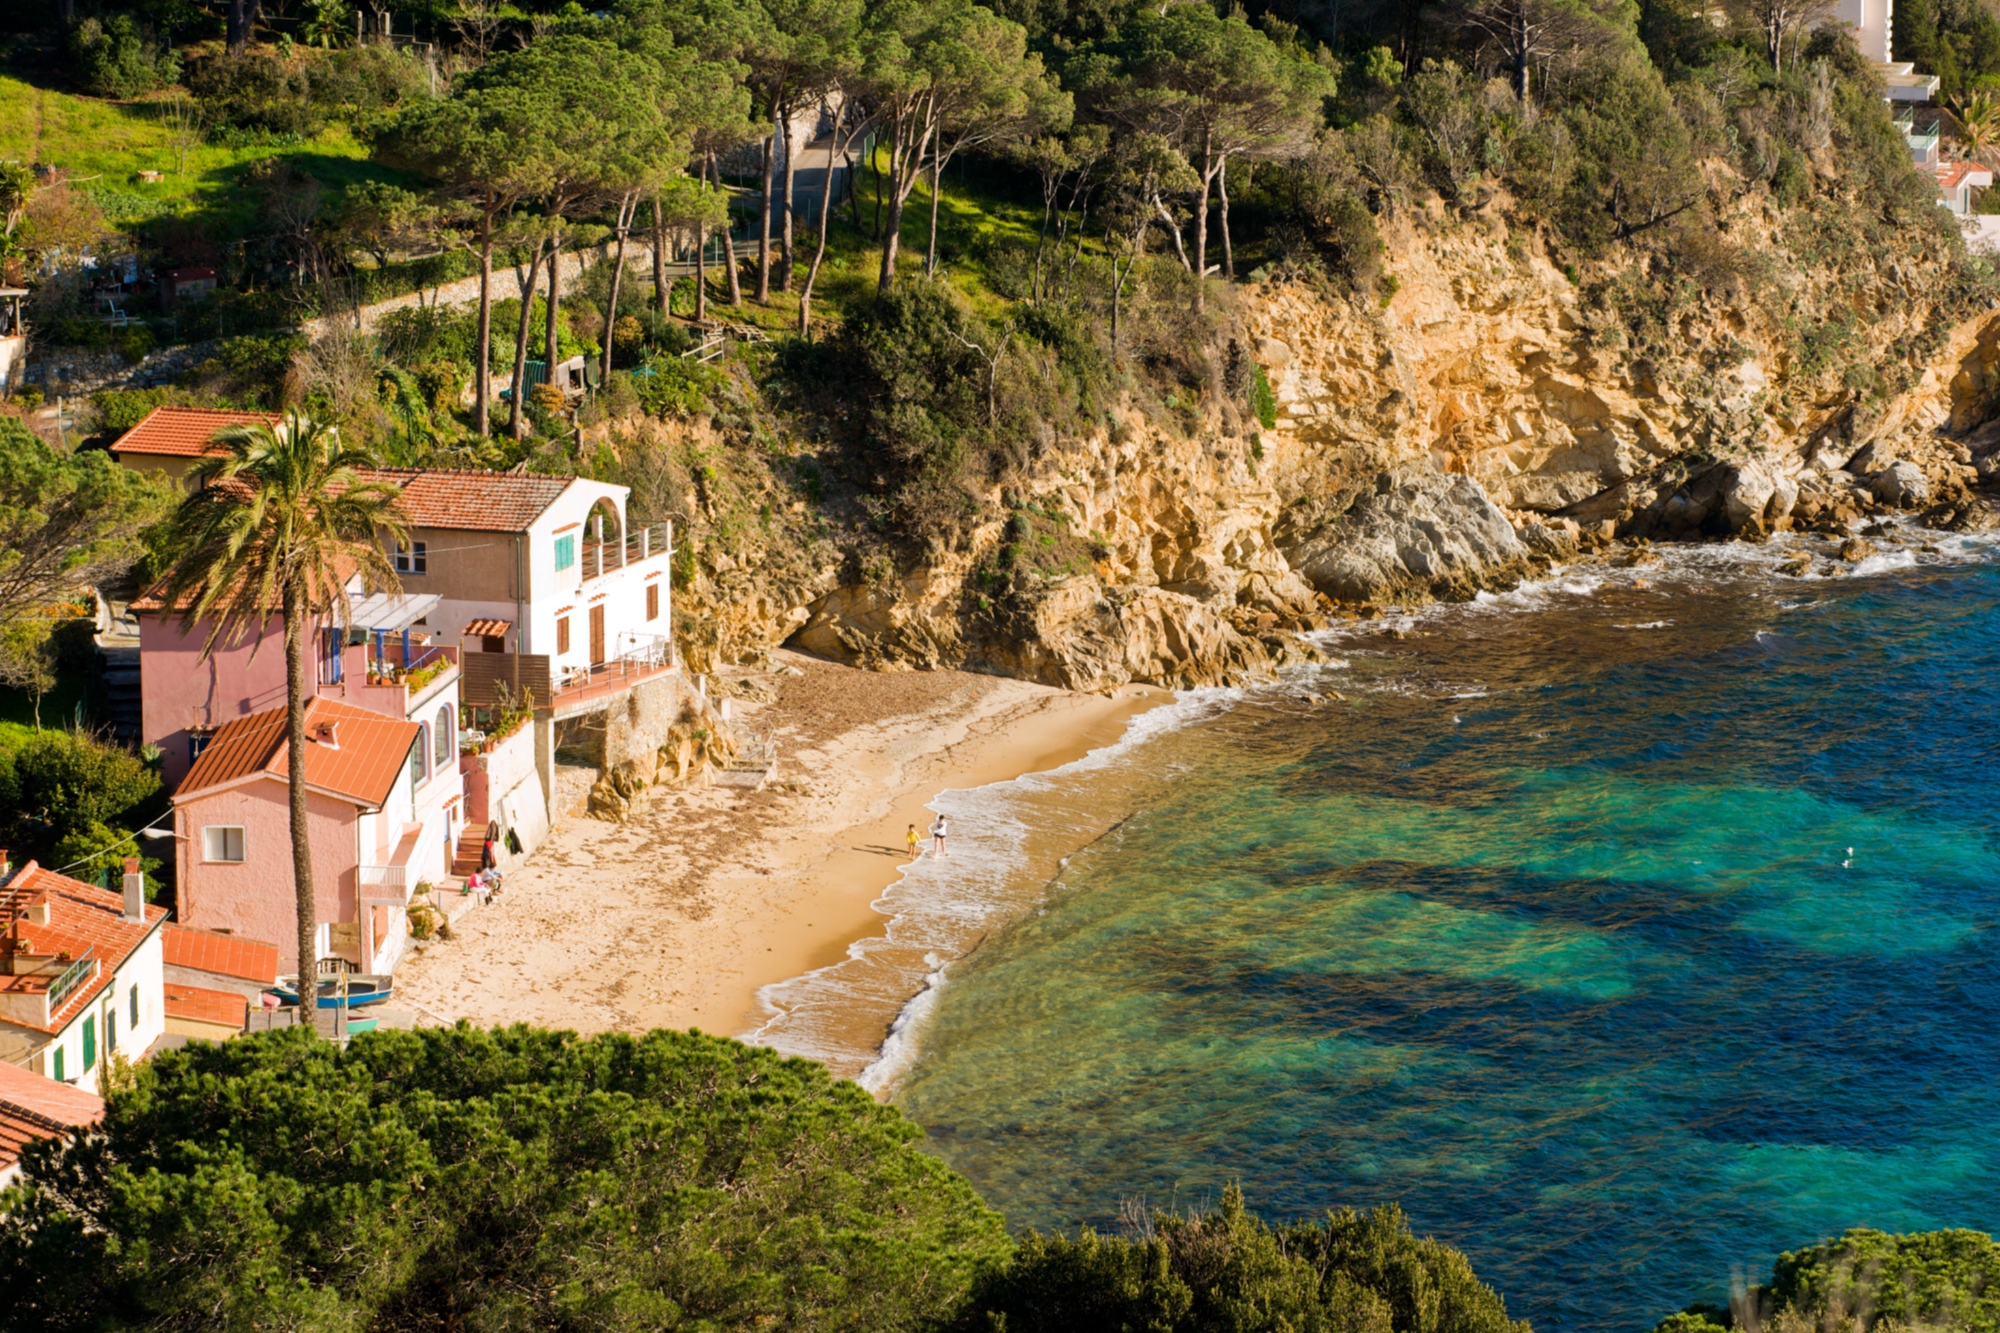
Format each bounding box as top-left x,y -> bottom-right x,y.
847,145 -> 865,229
778,102 -> 797,290
603,200 -> 631,384
509,239 -> 546,440
878,125 -> 933,292
756,131 -> 774,302
283,577 -> 318,1020
713,153 -> 742,305
1218,155 -> 1233,282
799,109 -> 843,336
1193,129 -> 1213,313
543,229 -> 562,391
1513,6 -> 1530,101
873,134 -> 890,239
925,151 -> 942,277
652,195 -> 669,318
227,0 -> 260,50
694,177 -> 708,322
474,210 -> 494,437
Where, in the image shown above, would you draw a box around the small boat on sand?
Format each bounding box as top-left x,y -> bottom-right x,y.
271,974 -> 394,1009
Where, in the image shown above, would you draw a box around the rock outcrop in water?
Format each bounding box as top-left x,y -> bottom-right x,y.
1282,469 -> 1532,604
601,189 -> 2000,693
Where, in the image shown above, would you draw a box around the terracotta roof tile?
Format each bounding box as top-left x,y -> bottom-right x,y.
162,924 -> 279,984
175,696 -> 418,809
163,983 -> 248,1030
110,407 -> 283,459
360,468 -> 577,532
0,1059 -> 103,1174
0,865 -> 169,1035
463,618 -> 513,637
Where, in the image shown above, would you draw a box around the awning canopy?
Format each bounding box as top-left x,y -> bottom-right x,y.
347,591 -> 440,632
463,618 -> 513,638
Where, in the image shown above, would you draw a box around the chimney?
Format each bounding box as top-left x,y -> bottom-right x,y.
314,720 -> 341,749
122,857 -> 145,923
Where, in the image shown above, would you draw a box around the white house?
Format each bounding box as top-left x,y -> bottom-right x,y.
358,468 -> 675,710
0,858 -> 168,1095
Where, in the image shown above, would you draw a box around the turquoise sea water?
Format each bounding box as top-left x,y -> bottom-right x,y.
878,538 -> 2000,1332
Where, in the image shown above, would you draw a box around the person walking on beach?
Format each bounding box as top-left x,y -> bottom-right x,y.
907,823 -> 921,860
931,815 -> 949,858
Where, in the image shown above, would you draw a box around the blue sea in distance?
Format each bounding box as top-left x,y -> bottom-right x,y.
880,534 -> 2000,1332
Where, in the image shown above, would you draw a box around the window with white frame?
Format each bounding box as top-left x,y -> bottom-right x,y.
394,540 -> 428,575
434,705 -> 453,766
203,826 -> 246,863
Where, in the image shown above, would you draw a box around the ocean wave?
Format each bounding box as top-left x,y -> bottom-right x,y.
747,686 -> 1238,1093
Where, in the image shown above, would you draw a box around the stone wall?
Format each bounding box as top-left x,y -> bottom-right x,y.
601,671 -> 686,774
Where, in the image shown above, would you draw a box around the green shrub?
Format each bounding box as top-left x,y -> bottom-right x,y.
0,1025 -> 1010,1330
68,15 -> 179,99
91,386 -> 203,434
633,352 -> 723,418
0,729 -> 161,866
116,324 -> 156,365
1249,362 -> 1277,429
186,46 -> 322,136
959,1187 -> 1527,1333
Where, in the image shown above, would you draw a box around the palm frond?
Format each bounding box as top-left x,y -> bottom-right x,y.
157,409 -> 409,661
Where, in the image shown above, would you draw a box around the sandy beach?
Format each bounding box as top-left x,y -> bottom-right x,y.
395,650 -> 1164,1058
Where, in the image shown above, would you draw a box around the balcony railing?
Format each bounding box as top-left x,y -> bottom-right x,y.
47,951 -> 97,1014
357,865 -> 409,895
579,521 -> 673,583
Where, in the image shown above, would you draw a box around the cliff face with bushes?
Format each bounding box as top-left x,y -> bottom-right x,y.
599,170 -> 2000,694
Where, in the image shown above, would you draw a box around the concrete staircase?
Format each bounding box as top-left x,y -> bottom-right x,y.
93,576 -> 143,745
450,826 -> 487,878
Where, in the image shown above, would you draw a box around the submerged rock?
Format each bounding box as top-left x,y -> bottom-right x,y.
1283,470 -> 1531,605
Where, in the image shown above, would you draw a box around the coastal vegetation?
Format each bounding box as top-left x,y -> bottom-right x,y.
0,1021 -> 1991,1333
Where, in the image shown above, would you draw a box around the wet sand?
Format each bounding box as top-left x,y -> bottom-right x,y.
395,649 -> 1165,1055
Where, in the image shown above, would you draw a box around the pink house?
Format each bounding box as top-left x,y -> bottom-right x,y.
170,695 -> 456,975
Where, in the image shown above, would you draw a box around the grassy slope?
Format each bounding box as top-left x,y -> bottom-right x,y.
0,70 -> 397,240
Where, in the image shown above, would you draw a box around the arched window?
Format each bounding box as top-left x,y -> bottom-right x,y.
434,705 -> 453,766
410,725 -> 430,795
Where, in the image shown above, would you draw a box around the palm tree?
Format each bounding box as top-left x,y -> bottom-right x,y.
1950,93 -> 2000,168
156,412 -> 406,1014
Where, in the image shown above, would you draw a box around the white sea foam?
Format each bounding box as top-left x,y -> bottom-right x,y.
746,684 -> 1246,1091
755,520 -> 2000,1093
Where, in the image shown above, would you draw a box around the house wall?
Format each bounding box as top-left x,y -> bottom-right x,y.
463,722 -> 550,869
1834,0 -> 1892,62
113,454 -> 200,487
174,781 -> 361,971
141,612 -> 301,787
31,928 -> 165,1094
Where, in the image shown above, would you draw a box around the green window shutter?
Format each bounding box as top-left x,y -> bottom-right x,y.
52,1045 -> 63,1081
555,534 -> 576,571
83,1016 -> 95,1068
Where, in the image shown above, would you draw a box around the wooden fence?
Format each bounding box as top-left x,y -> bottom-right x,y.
460,652 -> 552,709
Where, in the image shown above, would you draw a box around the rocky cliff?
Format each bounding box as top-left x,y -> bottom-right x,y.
609,181 -> 2000,693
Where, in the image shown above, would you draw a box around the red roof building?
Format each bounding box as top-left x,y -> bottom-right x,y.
179,696 -> 421,809
161,923 -> 279,986
108,406 -> 283,484
171,697 -> 447,976
0,1057 -> 104,1189
0,859 -> 169,1095
162,982 -> 249,1041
